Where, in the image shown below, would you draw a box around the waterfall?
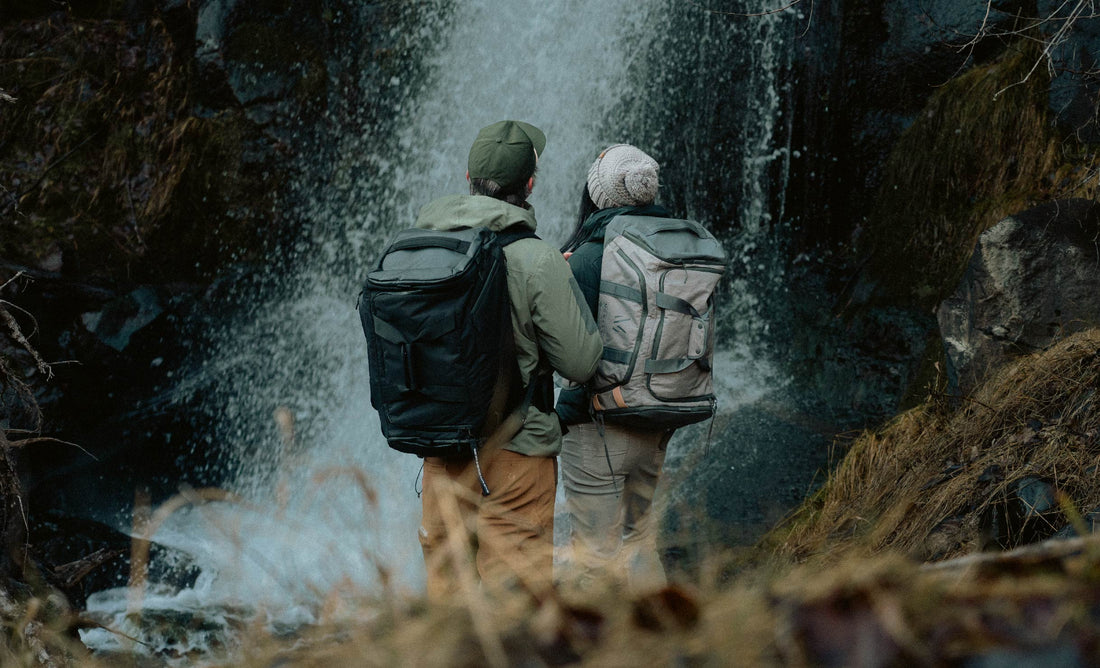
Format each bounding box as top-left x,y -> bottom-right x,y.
80,0 -> 796,655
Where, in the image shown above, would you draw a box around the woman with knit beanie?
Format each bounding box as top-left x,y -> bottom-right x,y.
556,144 -> 674,594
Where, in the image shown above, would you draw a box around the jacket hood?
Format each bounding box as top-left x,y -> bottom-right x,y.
415,194 -> 537,233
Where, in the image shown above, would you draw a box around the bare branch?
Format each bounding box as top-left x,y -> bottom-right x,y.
683,0 -> 806,18
8,437 -> 99,461
993,0 -> 1094,99
0,301 -> 51,380
0,272 -> 24,292
0,299 -> 40,341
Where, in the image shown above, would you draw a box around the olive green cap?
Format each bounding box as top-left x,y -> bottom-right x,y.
467,120 -> 546,193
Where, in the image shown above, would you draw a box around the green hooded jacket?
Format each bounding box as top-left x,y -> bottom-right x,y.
415,194 -> 602,457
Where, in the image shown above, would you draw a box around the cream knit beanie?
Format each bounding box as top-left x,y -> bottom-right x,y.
587,144 -> 660,209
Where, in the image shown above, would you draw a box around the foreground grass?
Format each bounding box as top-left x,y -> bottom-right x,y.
8,535 -> 1100,666
72,540 -> 1099,667
19,331 -> 1100,666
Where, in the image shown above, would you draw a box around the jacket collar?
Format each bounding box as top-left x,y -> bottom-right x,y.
415,194 -> 537,233
575,203 -> 671,246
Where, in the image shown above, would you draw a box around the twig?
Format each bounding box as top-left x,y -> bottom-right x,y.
934,0 -> 1100,92
52,548 -> 125,589
0,302 -> 51,380
993,1 -> 1089,100
683,0 -> 805,18
0,298 -> 41,340
70,614 -> 157,649
7,437 -> 99,461
0,271 -> 24,292
921,533 -> 1100,574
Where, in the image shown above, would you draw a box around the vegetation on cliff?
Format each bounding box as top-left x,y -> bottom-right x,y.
862,41 -> 1100,309
773,329 -> 1100,563
0,11 -> 282,286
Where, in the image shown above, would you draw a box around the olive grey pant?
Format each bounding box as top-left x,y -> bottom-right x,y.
558,420 -> 672,593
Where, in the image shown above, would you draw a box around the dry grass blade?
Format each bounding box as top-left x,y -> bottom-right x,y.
309,467 -> 379,509
920,533 -> 1100,576
434,485 -> 508,668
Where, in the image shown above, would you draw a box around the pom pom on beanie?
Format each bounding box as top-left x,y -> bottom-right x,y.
587,144 -> 659,210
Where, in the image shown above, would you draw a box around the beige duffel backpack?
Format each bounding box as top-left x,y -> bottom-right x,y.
589,214 -> 727,428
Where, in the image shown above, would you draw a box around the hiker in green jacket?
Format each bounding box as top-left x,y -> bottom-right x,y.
416,120 -> 602,602
556,143 -> 675,594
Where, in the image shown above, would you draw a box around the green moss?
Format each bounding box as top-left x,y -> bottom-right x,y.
897,327 -> 949,412
295,51 -> 328,100
861,41 -> 1100,310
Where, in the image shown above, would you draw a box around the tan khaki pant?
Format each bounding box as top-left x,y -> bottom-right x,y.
419,449 -> 556,602
559,421 -> 671,594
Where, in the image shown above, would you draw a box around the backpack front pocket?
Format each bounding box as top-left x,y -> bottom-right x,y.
645,266 -> 720,401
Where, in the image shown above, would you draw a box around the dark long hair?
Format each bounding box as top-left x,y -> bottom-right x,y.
560,183 -> 599,253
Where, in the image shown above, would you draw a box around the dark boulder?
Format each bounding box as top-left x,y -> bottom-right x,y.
189,0 -> 330,142
937,199 -> 1100,394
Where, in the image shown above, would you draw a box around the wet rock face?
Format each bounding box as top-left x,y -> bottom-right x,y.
1042,0 -> 1100,143
189,0 -> 330,138
779,1 -> 1100,420
790,1 -> 1099,242
937,199 -> 1100,394
788,1 -> 1010,251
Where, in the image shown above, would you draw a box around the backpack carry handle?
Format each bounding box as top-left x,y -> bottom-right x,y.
623,217 -> 712,239
387,236 -> 473,254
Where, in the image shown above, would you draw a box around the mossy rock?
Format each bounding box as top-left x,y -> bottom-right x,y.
860,40 -> 1100,310
770,329 -> 1100,563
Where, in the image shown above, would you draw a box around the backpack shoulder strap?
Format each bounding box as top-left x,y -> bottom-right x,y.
481,225 -> 554,433
494,225 -> 540,247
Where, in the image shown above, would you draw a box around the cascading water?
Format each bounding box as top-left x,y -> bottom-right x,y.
80,0 -> 797,659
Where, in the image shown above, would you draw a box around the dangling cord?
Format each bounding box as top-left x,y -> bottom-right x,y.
415,461 -> 425,498
704,398 -> 717,456
472,444 -> 491,497
596,412 -> 619,493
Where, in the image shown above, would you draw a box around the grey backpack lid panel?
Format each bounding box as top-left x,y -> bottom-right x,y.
605,215 -> 727,264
